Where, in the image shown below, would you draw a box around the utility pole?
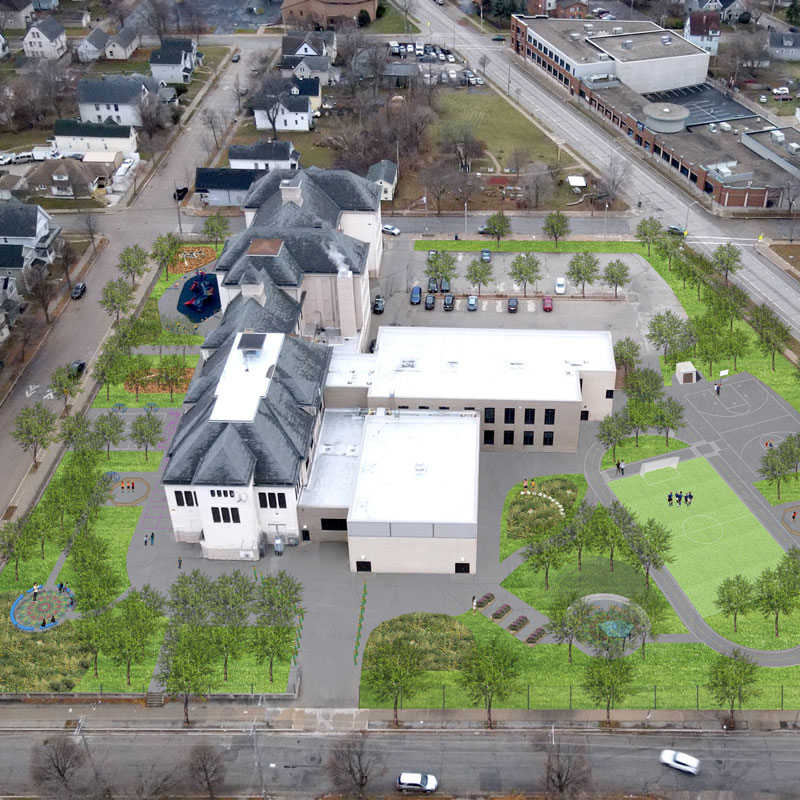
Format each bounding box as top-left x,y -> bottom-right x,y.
173,180 -> 184,236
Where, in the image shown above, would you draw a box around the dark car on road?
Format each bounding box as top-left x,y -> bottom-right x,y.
481,249 -> 491,262
507,297 -> 518,313
666,225 -> 685,236
443,293 -> 455,310
410,286 -> 422,304
173,186 -> 189,201
71,282 -> 86,299
491,35 -> 506,41
69,360 -> 86,377
372,295 -> 385,314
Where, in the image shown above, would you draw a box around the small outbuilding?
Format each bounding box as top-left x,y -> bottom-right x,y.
675,361 -> 699,384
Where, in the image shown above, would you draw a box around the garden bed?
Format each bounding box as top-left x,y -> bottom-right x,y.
169,245 -> 218,275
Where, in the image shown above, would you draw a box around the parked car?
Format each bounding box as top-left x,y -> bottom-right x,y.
397,773 -> 438,793
382,224 -> 401,236
666,225 -> 685,236
491,35 -> 506,41
373,295 -> 385,314
467,295 -> 478,311
440,277 -> 450,293
447,53 -> 456,63
774,86 -> 790,95
542,295 -> 553,312
554,277 -> 566,295
424,294 -> 435,310
481,249 -> 491,262
69,360 -> 86,377
468,76 -> 477,85
369,338 -> 377,353
478,225 -> 491,234
232,53 -> 241,62
443,293 -> 455,310
507,297 -> 518,313
71,282 -> 87,300
410,286 -> 422,304
0,153 -> 13,166
759,94 -> 768,103
428,249 -> 438,258
173,186 -> 189,201
11,152 -> 34,164
476,76 -> 484,85
428,277 -> 439,293
659,750 -> 700,775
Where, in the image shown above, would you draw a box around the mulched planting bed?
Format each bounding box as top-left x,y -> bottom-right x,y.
168,246 -> 218,275
123,368 -> 194,395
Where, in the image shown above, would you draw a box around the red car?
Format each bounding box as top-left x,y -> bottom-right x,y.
542,296 -> 553,312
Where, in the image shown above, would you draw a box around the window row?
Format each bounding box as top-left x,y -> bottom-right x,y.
211,506 -> 241,524
174,490 -> 198,507
483,430 -> 554,446
484,407 -> 554,425
258,491 -> 287,509
210,489 -> 235,498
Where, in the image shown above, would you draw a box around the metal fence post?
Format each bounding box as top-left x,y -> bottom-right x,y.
696,684 -> 699,710
782,685 -> 784,711
442,684 -> 445,710
527,683 -> 530,710
654,685 -> 657,710
739,686 -> 742,710
569,684 -> 572,710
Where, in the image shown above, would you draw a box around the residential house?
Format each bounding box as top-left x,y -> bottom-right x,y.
0,32 -> 8,60
77,27 -> 110,63
0,275 -> 23,344
281,29 -> 337,61
769,31 -> 800,61
22,16 -> 67,60
692,0 -> 746,21
228,140 -> 301,171
32,0 -> 58,9
684,11 -> 720,55
25,156 -> 113,198
278,54 -> 339,85
0,172 -> 25,200
194,167 -> 267,206
290,76 -> 321,110
366,159 -> 397,201
77,74 -> 173,127
149,37 -> 200,84
0,199 -> 61,275
163,331 -> 331,560
52,118 -> 138,157
104,27 -> 140,60
526,0 -> 587,17
0,0 -> 33,29
61,9 -> 91,27
252,93 -> 314,133
280,0 -> 378,31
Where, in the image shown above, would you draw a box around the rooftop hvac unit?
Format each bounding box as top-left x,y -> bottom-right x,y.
660,35 -> 672,45
612,26 -> 623,33
583,22 -> 594,30
621,39 -> 633,50
719,122 -> 732,132
788,142 -> 800,155
598,53 -> 609,60
570,31 -> 581,40
771,130 -> 786,143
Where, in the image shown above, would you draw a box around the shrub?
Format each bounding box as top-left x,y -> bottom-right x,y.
526,627 -> 546,645
492,604 -> 511,620
476,592 -> 494,609
508,615 -> 529,632
358,8 -> 370,25
376,3 -> 386,17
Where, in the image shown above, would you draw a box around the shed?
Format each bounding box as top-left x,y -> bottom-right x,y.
675,361 -> 699,384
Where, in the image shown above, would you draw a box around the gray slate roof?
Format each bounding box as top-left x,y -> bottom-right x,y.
278,54 -> 330,72
228,140 -> 300,163
77,74 -> 160,105
82,27 -> 109,50
0,0 -> 33,11
110,26 -> 138,48
164,334 -> 331,487
0,245 -> 24,270
367,159 -> 397,185
150,48 -> 185,65
282,32 -> 328,56
0,199 -> 39,238
770,32 -> 800,48
53,118 -> 133,138
30,15 -> 64,41
251,93 -> 310,114
194,167 -> 267,192
291,76 -> 320,96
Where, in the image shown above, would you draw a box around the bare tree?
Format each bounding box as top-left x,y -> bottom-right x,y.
107,0 -> 134,27
186,742 -> 227,800
35,60 -> 71,118
51,237 -> 75,290
737,28 -> 769,78
201,108 -> 224,149
427,166 -> 451,215
29,736 -> 89,799
595,156 -> 628,205
545,736 -> 591,797
441,125 -> 486,172
7,78 -> 44,132
508,147 -> 529,176
137,93 -> 168,151
79,211 -> 100,253
179,0 -> 207,42
395,0 -> 416,33
328,733 -> 383,800
16,314 -> 42,362
139,0 -> 173,41
22,263 -> 57,324
449,170 -> 484,206
256,75 -> 293,139
114,766 -> 174,800
247,49 -> 273,80
479,53 -> 490,75
521,168 -> 553,209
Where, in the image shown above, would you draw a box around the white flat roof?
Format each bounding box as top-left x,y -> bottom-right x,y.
349,410 -> 480,525
353,327 -> 615,403
210,332 -> 284,422
299,409 -> 366,509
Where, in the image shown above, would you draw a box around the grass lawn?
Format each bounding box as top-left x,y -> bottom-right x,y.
0,538 -> 63,595
57,506 -> 142,599
433,91 -> 574,172
31,197 -> 106,211
368,2 -> 420,33
75,617 -> 167,694
0,129 -> 53,152
600,435 -> 690,470
753,475 -> 800,506
705,609 -> 800,651
502,553 -> 687,635
229,120 -> 336,169
610,457 -> 784,618
360,612 -> 800,710
61,450 -> 164,474
90,58 -> 152,75
200,639 -> 291,694
499,474 -> 587,561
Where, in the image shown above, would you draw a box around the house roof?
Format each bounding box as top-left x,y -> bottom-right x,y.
366,159 -> 397,185
278,54 -> 330,72
53,118 -> 134,139
688,10 -> 720,35
291,76 -> 320,96
26,158 -> 110,185
194,167 -> 267,192
281,31 -> 328,56
77,74 -> 160,105
110,26 -> 138,49
770,31 -> 800,48
228,140 -> 300,163
82,27 -> 110,50
29,15 -> 65,41
0,199 -> 40,238
161,37 -> 194,53
164,333 -> 331,487
0,245 -> 24,270
252,93 -> 311,114
150,47 -> 185,65
0,0 -> 33,12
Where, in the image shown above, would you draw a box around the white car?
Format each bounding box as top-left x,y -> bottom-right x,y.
382,224 -> 401,236
397,772 -> 438,792
476,76 -> 484,85
554,277 -> 566,294
759,94 -> 768,103
447,53 -> 455,62
773,86 -> 790,95
659,750 -> 700,775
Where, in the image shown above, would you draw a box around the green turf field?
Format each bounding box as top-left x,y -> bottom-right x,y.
610,457 -> 784,617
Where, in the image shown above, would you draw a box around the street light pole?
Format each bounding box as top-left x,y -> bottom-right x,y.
684,199 -> 700,232
604,203 -> 609,241
173,180 -> 184,236
464,201 -> 468,237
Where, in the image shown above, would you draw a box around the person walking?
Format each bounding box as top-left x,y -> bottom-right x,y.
793,511 -> 797,523
32,583 -> 38,602
620,460 -> 626,476
676,491 -> 683,506
522,479 -> 528,492
715,383 -> 721,397
177,557 -> 182,570
686,491 -> 693,506
150,532 -> 154,546
667,492 -> 673,507
144,535 -> 148,546
615,461 -> 621,475
131,479 -> 135,492
471,595 -> 477,615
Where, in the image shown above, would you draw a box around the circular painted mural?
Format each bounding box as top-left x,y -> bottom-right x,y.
11,589 -> 72,631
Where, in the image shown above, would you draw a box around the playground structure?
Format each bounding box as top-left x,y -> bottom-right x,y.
184,270 -> 215,313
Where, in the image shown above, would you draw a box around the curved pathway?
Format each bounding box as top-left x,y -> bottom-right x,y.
579,371 -> 800,667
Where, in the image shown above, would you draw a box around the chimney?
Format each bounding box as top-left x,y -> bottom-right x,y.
279,174 -> 303,206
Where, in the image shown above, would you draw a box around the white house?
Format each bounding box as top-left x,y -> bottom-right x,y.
77,74 -> 170,127
0,0 -> 34,28
281,29 -> 337,61
104,27 -> 140,60
163,331 -> 331,560
683,10 -> 720,56
52,118 -> 138,157
277,54 -> 339,85
253,94 -> 313,132
149,37 -> 200,84
0,32 -> 8,60
77,27 -> 110,63
228,140 -> 300,171
22,16 -> 67,60
0,199 -> 61,275
194,168 -> 266,206
366,159 -> 397,201
0,275 -> 23,344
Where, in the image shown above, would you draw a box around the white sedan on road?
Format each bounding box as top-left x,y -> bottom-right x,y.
382,224 -> 401,236
659,749 -> 700,775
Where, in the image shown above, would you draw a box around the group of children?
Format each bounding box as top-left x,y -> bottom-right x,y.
120,479 -> 136,492
667,491 -> 694,507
